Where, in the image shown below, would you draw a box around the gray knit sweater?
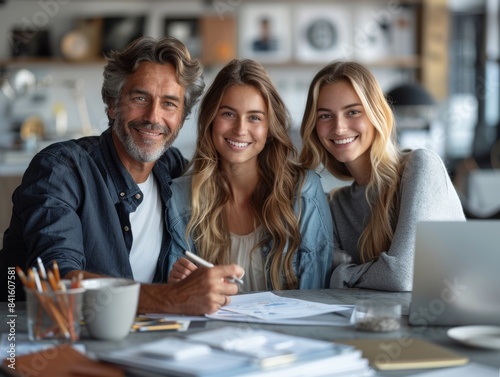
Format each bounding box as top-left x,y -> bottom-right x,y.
329,149 -> 466,291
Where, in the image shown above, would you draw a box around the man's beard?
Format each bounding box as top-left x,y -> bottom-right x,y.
113,116 -> 181,163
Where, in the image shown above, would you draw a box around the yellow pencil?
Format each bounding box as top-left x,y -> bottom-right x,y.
52,260 -> 61,283
131,322 -> 182,332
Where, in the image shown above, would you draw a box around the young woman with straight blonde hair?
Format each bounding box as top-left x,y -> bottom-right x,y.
300,60 -> 465,291
166,59 -> 333,292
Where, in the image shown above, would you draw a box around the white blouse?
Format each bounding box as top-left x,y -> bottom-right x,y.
230,225 -> 266,293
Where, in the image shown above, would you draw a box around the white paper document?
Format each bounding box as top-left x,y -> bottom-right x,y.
145,292 -> 354,326
207,291 -> 351,321
206,309 -> 353,326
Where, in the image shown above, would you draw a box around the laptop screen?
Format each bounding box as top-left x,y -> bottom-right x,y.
409,221 -> 500,326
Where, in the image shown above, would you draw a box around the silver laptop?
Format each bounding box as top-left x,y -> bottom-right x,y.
409,220 -> 500,326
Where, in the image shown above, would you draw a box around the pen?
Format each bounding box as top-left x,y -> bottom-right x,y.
184,250 -> 244,285
37,257 -> 47,280
131,322 -> 182,332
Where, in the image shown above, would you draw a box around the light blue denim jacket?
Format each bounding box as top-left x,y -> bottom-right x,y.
166,169 -> 334,290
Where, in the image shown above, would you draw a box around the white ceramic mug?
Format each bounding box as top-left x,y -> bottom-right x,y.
81,278 -> 140,341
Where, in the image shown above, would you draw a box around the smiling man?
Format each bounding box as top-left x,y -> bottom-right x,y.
1,36 -> 243,314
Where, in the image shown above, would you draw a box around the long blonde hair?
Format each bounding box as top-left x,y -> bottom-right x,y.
300,60 -> 407,262
187,59 -> 305,289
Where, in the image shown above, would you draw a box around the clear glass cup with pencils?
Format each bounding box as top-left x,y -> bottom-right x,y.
17,260 -> 85,341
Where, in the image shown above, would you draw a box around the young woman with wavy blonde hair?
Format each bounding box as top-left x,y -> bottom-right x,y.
166,59 -> 333,292
300,60 -> 465,291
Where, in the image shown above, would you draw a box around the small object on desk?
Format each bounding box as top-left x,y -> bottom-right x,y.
19,261 -> 85,342
187,327 -> 298,368
139,338 -> 212,361
24,281 -> 85,341
183,250 -> 244,285
132,316 -> 180,331
354,299 -> 401,332
80,278 -> 140,341
447,325 -> 500,350
186,326 -> 361,368
134,315 -> 173,325
131,322 -> 182,332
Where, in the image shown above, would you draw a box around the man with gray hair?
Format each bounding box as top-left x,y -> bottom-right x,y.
1,36 -> 242,314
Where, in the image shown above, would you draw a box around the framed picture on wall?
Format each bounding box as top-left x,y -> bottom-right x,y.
101,16 -> 146,54
238,3 -> 292,63
352,4 -> 417,63
200,15 -> 237,66
164,17 -> 201,59
293,5 -> 353,63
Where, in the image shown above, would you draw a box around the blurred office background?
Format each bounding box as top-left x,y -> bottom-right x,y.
0,0 -> 499,235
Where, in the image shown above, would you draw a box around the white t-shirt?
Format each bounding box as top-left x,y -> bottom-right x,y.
230,225 -> 266,293
129,174 -> 163,283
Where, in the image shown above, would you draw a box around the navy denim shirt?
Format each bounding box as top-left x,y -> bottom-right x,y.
166,170 -> 334,290
2,128 -> 187,285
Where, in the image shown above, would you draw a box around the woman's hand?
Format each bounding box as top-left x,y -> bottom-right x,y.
168,257 -> 198,283
332,250 -> 353,270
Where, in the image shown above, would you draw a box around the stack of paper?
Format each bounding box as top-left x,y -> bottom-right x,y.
206,291 -> 354,326
100,327 -> 374,377
142,292 -> 355,327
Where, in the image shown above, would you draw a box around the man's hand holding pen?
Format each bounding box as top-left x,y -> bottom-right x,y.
161,251 -> 244,313
149,263 -> 244,315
